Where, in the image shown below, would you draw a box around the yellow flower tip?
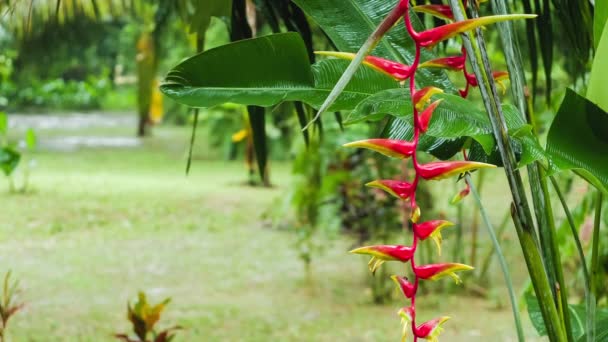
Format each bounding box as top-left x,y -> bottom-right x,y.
342,141 -> 359,147
349,245 -> 373,255
365,180 -> 383,189
314,51 -> 355,60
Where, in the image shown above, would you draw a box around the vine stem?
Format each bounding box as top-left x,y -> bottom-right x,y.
466,173 -> 525,342
589,191 -> 604,341
549,175 -> 592,340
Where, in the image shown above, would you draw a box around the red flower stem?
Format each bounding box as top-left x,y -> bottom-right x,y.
403,4 -> 422,340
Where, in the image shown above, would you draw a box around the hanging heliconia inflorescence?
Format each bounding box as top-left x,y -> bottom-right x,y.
318,1 -> 534,341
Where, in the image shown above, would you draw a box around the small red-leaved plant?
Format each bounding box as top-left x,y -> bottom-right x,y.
0,271 -> 25,342
115,292 -> 181,342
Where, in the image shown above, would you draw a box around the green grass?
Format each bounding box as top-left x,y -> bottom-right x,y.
0,124 -> 543,341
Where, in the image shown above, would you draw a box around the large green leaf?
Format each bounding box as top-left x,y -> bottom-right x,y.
347,91 -> 542,164
546,89 -> 608,194
291,0 -> 454,92
160,33 -> 397,110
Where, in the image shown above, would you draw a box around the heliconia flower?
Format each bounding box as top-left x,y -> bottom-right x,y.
414,263 -> 474,284
419,55 -> 466,71
450,186 -> 471,205
315,51 -> 412,81
415,316 -> 450,342
391,275 -> 416,299
366,180 -> 414,200
418,99 -> 442,132
343,139 -> 415,159
412,4 -> 454,21
413,87 -> 444,111
415,14 -> 537,48
398,306 -> 415,341
417,161 -> 496,180
414,220 -> 454,255
350,245 -> 415,274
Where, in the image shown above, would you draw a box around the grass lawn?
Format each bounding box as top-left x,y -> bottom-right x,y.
0,122 -> 543,341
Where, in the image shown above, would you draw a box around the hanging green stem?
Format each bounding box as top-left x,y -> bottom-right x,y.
479,208 -> 511,282
470,170 -> 485,269
467,173 -> 525,342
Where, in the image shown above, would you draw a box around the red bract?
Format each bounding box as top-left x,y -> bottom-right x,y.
416,14 -> 536,48
415,316 -> 450,341
417,161 -> 496,180
315,51 -> 412,81
414,263 -> 474,283
418,99 -> 442,132
343,139 -> 415,159
350,245 -> 415,274
412,5 -> 454,21
391,275 -> 416,298
419,55 -> 466,71
366,180 -> 414,200
414,220 -> 454,255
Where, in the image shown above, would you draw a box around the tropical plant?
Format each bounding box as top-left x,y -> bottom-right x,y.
161,0 -> 607,340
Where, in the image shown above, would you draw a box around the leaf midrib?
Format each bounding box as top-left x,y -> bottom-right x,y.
162,85 -> 380,97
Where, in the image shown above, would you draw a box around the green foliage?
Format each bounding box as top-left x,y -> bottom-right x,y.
526,291 -> 608,340
0,148 -> 20,177
546,89 -> 608,194
0,112 -> 20,177
0,112 -> 37,193
5,77 -> 111,110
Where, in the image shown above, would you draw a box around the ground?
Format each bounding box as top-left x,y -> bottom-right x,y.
0,114 -> 544,341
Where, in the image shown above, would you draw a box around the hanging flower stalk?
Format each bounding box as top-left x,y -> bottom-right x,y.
315,1 -> 534,340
